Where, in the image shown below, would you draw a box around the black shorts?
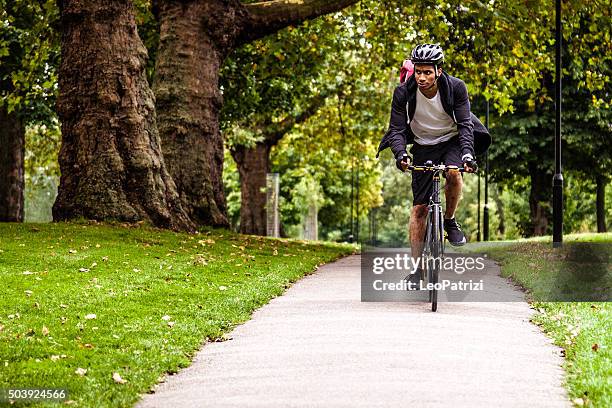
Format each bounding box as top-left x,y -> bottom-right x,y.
410,136 -> 463,206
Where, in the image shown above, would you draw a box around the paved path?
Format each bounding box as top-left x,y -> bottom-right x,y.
137,255 -> 569,408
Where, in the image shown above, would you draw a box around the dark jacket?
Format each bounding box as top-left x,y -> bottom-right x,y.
376,72 -> 491,159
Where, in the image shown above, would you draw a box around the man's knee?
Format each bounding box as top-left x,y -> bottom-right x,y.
446,172 -> 463,189
411,204 -> 428,219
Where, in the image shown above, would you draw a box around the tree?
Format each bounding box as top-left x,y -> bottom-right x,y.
53,0 -> 194,230
0,0 -> 59,222
152,0 -> 359,228
221,15 -> 340,235
488,0 -> 611,236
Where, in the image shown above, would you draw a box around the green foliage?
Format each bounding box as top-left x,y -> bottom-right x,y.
0,0 -> 59,123
222,149 -> 241,231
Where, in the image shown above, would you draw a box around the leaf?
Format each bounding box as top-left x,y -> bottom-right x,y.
69,249 -> 77,254
592,343 -> 599,352
25,290 -> 33,297
112,372 -> 127,384
79,268 -> 90,273
218,286 -> 228,291
161,315 -> 171,321
84,314 -> 96,320
75,367 -> 87,376
42,326 -> 49,336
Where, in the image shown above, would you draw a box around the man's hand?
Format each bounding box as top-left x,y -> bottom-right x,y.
463,156 -> 478,173
396,152 -> 411,172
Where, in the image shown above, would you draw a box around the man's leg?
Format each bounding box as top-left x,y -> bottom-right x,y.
409,204 -> 428,277
443,170 -> 467,245
444,171 -> 463,219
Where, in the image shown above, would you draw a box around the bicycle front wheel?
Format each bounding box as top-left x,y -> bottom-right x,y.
429,207 -> 443,312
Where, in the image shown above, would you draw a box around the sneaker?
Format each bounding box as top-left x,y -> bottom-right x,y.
404,269 -> 423,290
444,218 -> 467,246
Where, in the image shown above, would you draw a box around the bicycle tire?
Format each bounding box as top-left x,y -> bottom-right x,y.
430,207 -> 442,312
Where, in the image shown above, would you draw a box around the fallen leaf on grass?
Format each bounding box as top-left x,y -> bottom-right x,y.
0,324 -> 4,332
23,271 -> 34,275
84,314 -> 96,320
42,326 -> 49,336
592,343 -> 599,352
161,315 -> 171,321
218,286 -> 227,291
75,367 -> 87,376
69,249 -> 77,254
167,321 -> 175,328
112,372 -> 127,384
79,268 -> 90,273
102,256 -> 109,262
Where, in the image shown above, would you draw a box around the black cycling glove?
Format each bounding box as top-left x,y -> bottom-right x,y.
463,157 -> 478,172
395,151 -> 411,172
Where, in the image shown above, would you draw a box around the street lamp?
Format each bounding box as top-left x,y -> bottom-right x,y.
553,0 -> 564,247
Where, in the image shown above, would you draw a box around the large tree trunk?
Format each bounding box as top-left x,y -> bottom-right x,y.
153,0 -> 358,228
528,162 -> 551,236
153,0 -> 236,227
231,143 -> 271,235
0,106 -> 25,222
53,0 -> 193,231
596,175 -> 607,233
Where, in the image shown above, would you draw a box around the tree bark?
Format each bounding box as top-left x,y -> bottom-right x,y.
153,0 -> 237,227
154,0 -> 357,228
528,162 -> 550,236
596,175 -> 607,233
53,0 -> 194,231
231,142 -> 271,235
0,105 -> 25,222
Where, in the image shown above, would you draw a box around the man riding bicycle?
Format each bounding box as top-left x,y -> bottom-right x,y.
377,44 -> 491,280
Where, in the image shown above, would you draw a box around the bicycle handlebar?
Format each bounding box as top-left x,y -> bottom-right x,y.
407,164 -> 466,173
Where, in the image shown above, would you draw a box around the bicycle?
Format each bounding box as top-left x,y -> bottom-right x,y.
407,160 -> 466,312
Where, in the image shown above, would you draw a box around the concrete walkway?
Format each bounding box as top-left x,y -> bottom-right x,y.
137,255 -> 569,408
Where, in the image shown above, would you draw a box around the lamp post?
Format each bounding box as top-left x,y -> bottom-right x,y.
553,0 -> 564,247
483,100 -> 490,241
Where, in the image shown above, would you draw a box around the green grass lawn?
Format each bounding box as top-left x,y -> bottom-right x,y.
0,222 -> 355,407
478,233 -> 612,407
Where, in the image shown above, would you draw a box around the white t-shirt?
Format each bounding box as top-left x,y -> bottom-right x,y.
410,88 -> 458,145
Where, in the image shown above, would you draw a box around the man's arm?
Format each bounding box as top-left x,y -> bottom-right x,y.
453,80 -> 475,160
387,85 -> 409,158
